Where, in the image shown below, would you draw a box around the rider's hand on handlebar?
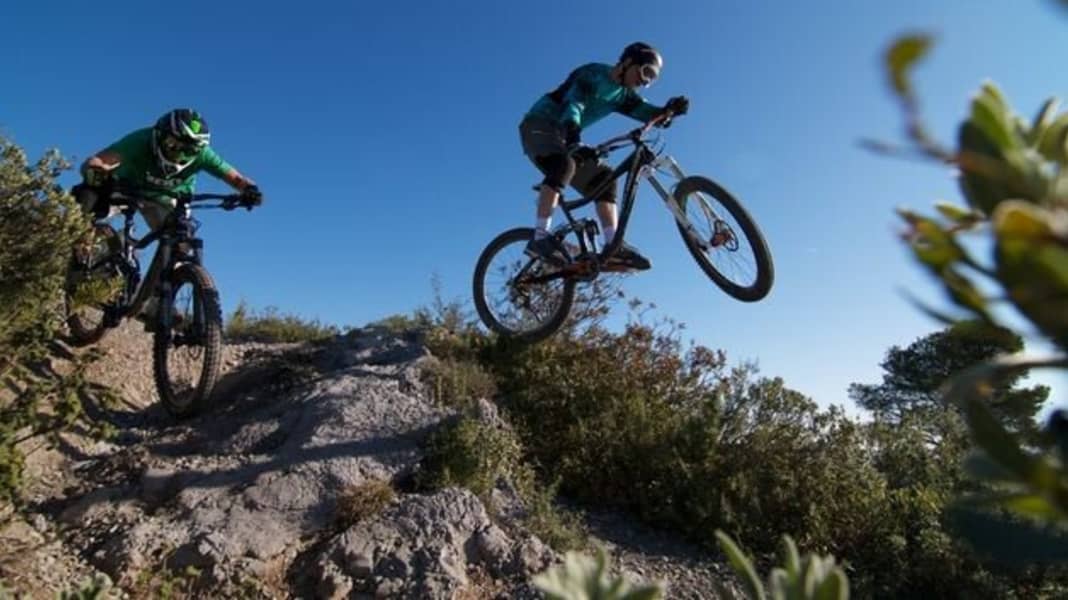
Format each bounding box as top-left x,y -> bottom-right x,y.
570,144 -> 599,164
240,185 -> 263,210
665,96 -> 690,116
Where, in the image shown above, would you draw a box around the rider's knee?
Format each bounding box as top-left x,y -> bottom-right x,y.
535,153 -> 576,192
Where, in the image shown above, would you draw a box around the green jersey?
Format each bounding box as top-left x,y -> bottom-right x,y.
104,128 -> 234,201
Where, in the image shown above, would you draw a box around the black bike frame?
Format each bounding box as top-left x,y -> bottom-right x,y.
98,191 -> 237,336
556,138 -> 656,261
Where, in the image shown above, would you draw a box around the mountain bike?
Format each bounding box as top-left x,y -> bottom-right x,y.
473,113 -> 773,344
64,187 -> 258,417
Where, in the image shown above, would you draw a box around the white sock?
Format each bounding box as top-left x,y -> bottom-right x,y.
535,217 -> 551,239
603,226 -> 617,245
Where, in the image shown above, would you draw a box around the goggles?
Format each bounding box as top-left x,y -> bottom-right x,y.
160,134 -> 201,162
638,63 -> 660,85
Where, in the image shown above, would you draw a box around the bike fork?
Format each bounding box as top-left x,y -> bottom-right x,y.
647,156 -> 718,251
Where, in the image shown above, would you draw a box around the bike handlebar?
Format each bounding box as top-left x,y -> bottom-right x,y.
108,189 -> 256,212
589,110 -> 676,156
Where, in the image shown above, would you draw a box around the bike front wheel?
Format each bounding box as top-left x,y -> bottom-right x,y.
472,227 -> 576,344
153,263 -> 223,417
673,176 -> 773,302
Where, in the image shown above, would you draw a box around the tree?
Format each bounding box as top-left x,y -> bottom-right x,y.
850,321 -> 1047,439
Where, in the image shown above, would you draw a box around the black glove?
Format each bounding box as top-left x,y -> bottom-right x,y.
73,183 -> 110,220
664,96 -> 690,116
241,185 -> 262,209
561,120 -> 581,148
570,144 -> 598,164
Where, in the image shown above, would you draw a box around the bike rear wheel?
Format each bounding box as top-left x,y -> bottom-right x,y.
674,176 -> 773,302
153,263 -> 223,417
473,227 -> 576,343
65,223 -> 124,346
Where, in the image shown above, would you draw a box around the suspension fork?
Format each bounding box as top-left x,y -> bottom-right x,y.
155,238 -> 176,341
644,156 -> 711,251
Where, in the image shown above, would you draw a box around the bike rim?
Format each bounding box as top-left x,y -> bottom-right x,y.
679,190 -> 762,289
482,237 -> 570,335
162,279 -> 209,407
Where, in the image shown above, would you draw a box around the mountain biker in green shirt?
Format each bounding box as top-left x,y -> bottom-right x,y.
73,108 -> 263,328
519,42 -> 689,270
75,108 -> 261,228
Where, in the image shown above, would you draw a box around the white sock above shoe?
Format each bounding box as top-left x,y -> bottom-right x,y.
534,217 -> 552,239
602,226 -> 617,245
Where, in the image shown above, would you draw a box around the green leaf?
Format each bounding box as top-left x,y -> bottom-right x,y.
885,34 -> 934,97
716,530 -> 767,600
943,359 -> 1032,477
897,288 -> 963,326
942,268 -> 990,319
768,569 -> 790,600
781,534 -> 801,582
948,504 -> 1068,565
934,201 -> 980,225
962,394 -> 1036,480
814,571 -> 849,600
907,217 -> 966,270
1029,97 -> 1060,145
970,91 -> 1017,152
993,201 -> 1052,239
979,81 -> 1013,114
1037,112 -> 1068,162
1002,492 -> 1064,520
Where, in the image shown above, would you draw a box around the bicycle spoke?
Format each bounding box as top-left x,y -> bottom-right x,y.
480,232 -> 571,336
682,192 -> 760,288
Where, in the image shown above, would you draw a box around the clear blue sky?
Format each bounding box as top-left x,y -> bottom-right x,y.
5,0 -> 1067,413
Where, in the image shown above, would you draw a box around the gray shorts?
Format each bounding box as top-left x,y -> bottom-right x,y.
518,116 -> 615,201
519,116 -> 568,158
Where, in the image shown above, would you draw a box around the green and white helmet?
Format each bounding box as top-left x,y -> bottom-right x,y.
152,108 -> 210,176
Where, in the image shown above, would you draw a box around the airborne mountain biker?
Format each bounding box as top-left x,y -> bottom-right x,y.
519,42 -> 689,270
73,108 -> 262,328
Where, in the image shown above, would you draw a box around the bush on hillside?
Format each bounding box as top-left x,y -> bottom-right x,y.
0,135 -> 109,503
224,300 -> 339,343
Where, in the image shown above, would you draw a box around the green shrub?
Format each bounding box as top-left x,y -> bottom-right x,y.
0,135 -> 111,504
419,414 -> 584,551
421,356 -> 497,409
224,300 -> 339,343
420,416 -> 522,498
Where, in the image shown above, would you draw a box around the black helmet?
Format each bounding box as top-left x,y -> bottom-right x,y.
152,108 -> 211,176
620,42 -> 663,67
619,42 -> 663,85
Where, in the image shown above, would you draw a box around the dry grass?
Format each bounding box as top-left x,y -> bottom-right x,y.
335,478 -> 396,529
